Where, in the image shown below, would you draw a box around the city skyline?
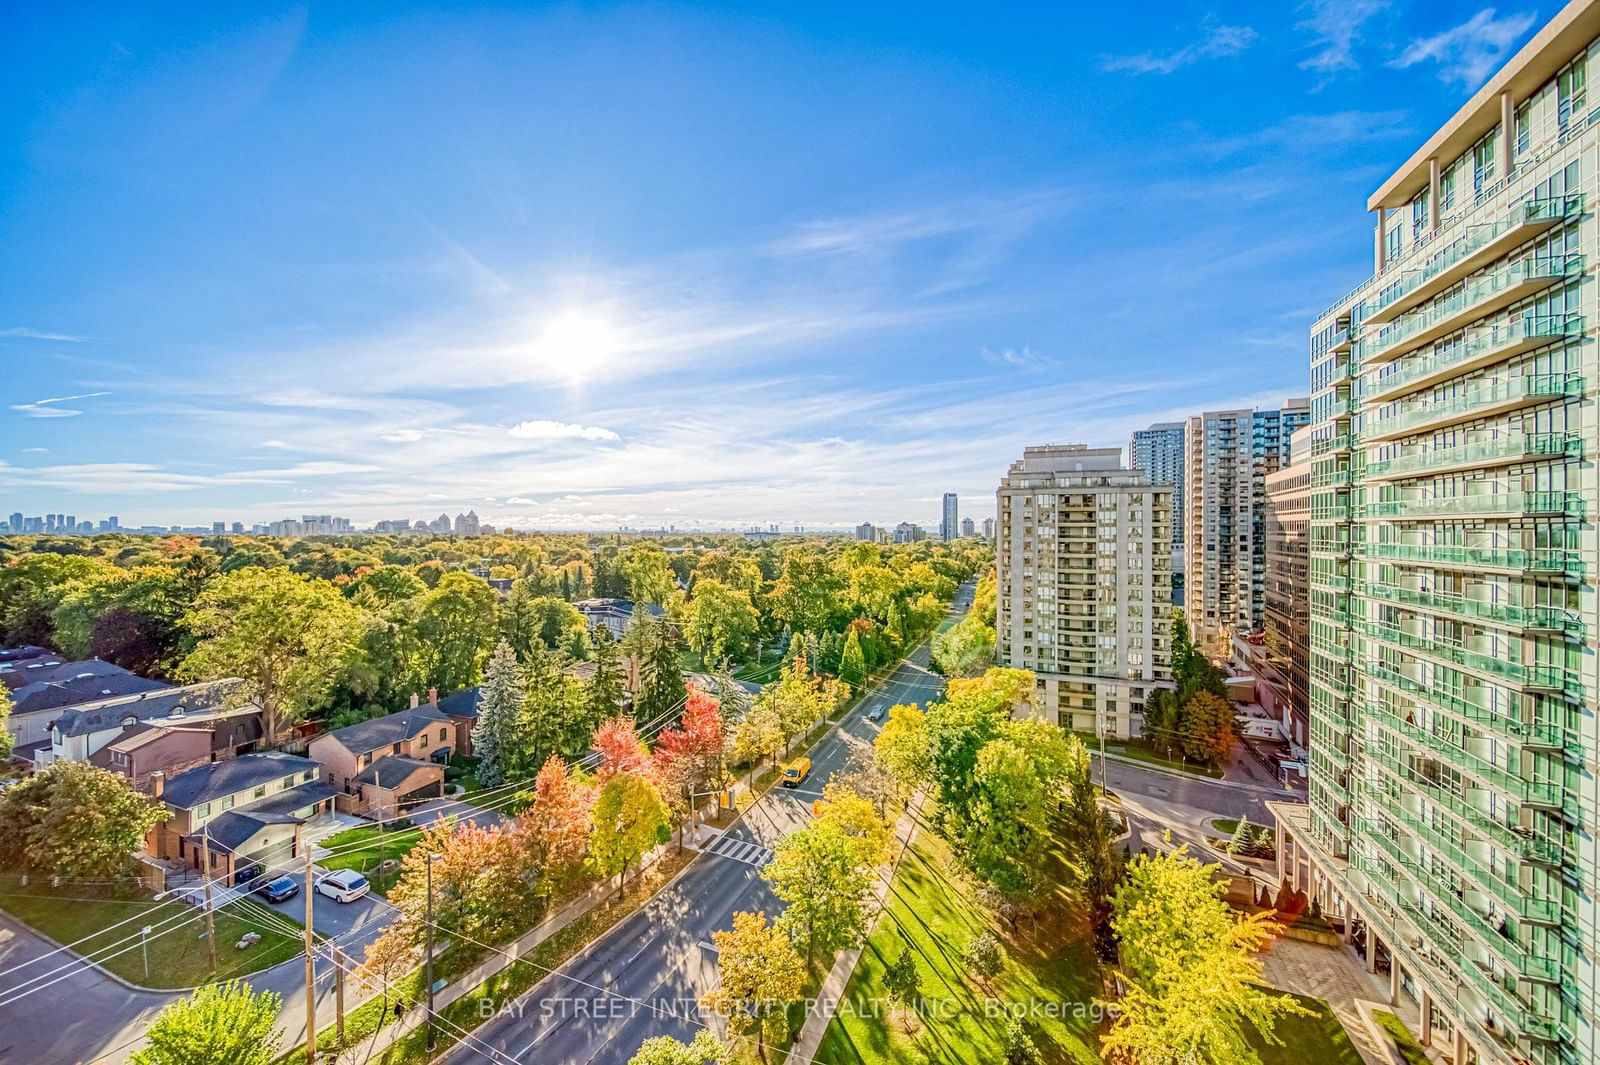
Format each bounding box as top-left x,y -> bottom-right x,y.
0,2 -> 1559,528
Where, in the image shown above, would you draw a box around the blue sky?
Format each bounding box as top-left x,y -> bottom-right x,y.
0,2 -> 1559,530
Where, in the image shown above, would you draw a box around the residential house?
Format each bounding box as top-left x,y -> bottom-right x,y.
37,680 -> 263,772
90,723 -> 214,785
573,598 -> 664,640
308,705 -> 450,819
9,659 -> 168,716
0,645 -> 66,690
433,687 -> 480,757
149,752 -> 336,880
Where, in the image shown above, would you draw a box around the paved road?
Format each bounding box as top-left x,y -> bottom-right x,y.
442,593 -> 968,1065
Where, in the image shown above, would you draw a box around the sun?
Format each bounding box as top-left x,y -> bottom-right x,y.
536,309 -> 622,385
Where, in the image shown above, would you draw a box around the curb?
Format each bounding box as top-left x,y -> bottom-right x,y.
1093,749 -> 1295,797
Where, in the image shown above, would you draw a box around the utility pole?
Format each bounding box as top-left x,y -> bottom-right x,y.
334,945 -> 346,1044
425,854 -> 437,1052
141,925 -> 152,981
201,822 -> 217,972
304,847 -> 317,1063
1099,717 -> 1108,797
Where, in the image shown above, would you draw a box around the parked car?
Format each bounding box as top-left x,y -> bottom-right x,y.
315,869 -> 371,903
257,875 -> 299,903
232,863 -> 264,886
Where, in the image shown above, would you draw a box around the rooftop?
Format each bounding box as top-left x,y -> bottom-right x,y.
11,660 -> 169,713
322,704 -> 451,754
160,751 -> 321,809
49,679 -> 255,738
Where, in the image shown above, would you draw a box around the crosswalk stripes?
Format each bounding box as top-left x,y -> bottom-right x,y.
702,833 -> 775,868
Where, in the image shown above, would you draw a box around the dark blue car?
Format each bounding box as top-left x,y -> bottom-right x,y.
257,875 -> 299,903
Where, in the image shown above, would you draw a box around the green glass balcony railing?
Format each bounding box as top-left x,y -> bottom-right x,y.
1360,658 -> 1570,759
1387,807 -> 1562,924
1314,469 -> 1355,488
1364,829 -> 1560,982
1312,571 -> 1353,591
1363,374 -> 1584,440
1366,747 -> 1563,865
1368,195 -> 1586,320
1361,541 -> 1583,576
1360,621 -> 1578,697
1366,702 -> 1562,804
1365,432 -> 1583,478
1360,580 -> 1585,638
1358,256 -> 1586,363
1310,433 -> 1357,456
1363,490 -> 1585,521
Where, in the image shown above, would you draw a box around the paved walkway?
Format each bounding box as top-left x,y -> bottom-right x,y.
1257,936 -> 1417,1065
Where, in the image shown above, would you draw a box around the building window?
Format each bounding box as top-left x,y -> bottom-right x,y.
253,785 -> 267,800
419,733 -> 429,749
220,796 -> 234,811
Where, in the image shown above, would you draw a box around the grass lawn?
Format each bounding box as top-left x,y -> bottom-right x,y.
1212,817 -> 1242,836
1070,732 -> 1226,780
318,824 -> 424,896
1372,1009 -> 1429,1065
1252,991 -> 1367,1065
0,880 -> 301,989
817,820 -> 1103,1065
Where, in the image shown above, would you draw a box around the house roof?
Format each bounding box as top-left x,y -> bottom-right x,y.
0,648 -> 67,690
11,660 -> 168,712
48,680 -> 254,738
188,809 -> 301,854
241,778 -> 339,817
573,598 -> 665,618
161,752 -> 321,810
87,722 -> 212,770
0,645 -> 55,663
323,705 -> 451,755
354,756 -> 441,788
434,687 -> 480,720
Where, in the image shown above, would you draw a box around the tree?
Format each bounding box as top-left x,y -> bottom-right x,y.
873,704 -> 928,796
769,552 -> 843,634
965,738 -> 1051,899
931,612 -> 995,678
1140,688 -> 1181,757
728,700 -> 783,770
592,716 -> 652,780
622,543 -> 678,607
1002,1016 -> 1042,1065
381,818 -> 535,950
1180,690 -> 1238,767
765,821 -> 874,964
702,911 -> 805,1062
837,627 -> 867,687
653,686 -> 726,847
0,761 -> 168,879
472,640 -> 525,788
1059,735 -> 1124,959
0,684 -> 11,763
513,755 -> 593,900
627,1031 -> 732,1065
130,980 -> 282,1065
415,572 -> 499,693
586,626 -> 625,722
637,618 -> 686,725
966,931 -> 1003,985
1102,846 -> 1306,1065
814,782 -> 892,867
883,940 -> 921,1023
683,578 -> 759,664
590,771 -> 670,897
181,567 -> 361,744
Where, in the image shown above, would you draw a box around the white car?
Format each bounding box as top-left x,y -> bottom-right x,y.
315,869 -> 371,903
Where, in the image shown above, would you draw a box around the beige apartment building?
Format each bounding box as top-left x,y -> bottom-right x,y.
1261,425 -> 1313,750
1274,5 -> 1600,1064
994,445 -> 1173,739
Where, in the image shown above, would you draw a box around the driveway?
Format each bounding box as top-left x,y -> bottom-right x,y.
254,875 -> 395,943
407,796 -> 504,830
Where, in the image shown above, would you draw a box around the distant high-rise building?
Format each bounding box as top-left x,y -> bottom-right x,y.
981,517 -> 995,540
1129,421 -> 1186,591
1255,425 -> 1311,750
893,522 -> 924,543
995,445 -> 1173,739
960,517 -> 975,537
231,522 -> 244,533
454,510 -> 481,537
106,515 -> 119,530
941,493 -> 959,541
1182,398 -> 1310,655
854,522 -> 876,541
8,512 -> 21,533
212,522 -> 226,534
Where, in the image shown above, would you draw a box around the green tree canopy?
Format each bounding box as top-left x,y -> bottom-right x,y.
130,981 -> 282,1065
0,761 -> 168,880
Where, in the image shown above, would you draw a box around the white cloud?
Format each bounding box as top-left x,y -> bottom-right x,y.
505,497 -> 537,505
21,447 -> 48,453
10,391 -> 111,418
1298,0 -> 1387,75
0,327 -> 87,342
261,439 -> 291,448
508,420 -> 620,442
1391,8 -> 1537,88
382,429 -> 424,443
1102,20 -> 1257,75
980,346 -> 1054,371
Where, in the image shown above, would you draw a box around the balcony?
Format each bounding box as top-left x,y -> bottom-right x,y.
1365,432 -> 1583,480
1362,490 -> 1585,522
1360,621 -> 1575,697
1361,580 -> 1585,638
1363,374 -> 1584,443
1365,701 -> 1563,803
1368,748 -> 1563,865
1361,658 -> 1569,761
1361,541 -> 1582,576
1310,433 -> 1356,456
1363,315 -> 1585,404
1359,256 -> 1586,365
1365,195 -> 1585,325
1387,808 -> 1562,924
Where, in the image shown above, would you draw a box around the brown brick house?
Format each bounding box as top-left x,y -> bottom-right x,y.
308,705 -> 449,819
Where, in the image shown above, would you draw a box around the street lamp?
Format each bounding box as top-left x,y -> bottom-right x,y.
141,925 -> 152,981
425,852 -> 442,1051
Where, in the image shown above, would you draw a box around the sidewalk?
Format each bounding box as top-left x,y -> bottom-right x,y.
326,844 -> 671,1064
784,794 -> 925,1065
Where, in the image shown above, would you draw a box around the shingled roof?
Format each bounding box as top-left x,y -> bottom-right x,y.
323,705 -> 451,755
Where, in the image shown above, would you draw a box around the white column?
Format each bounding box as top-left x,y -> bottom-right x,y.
1419,988 -> 1433,1046
1389,959 -> 1401,1004
1365,932 -> 1379,973
1428,157 -> 1441,230
1375,207 -> 1388,272
1500,90 -> 1515,177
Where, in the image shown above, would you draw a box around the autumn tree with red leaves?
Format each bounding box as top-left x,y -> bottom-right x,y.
514,754 -> 595,900
592,715 -> 652,781
653,685 -> 725,847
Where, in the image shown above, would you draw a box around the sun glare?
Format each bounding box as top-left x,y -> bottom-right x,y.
537,309 -> 622,385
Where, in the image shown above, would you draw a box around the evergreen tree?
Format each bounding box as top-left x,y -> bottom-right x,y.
838,628 -> 867,687
587,626 -> 625,725
638,619 -> 686,724
472,640 -> 525,788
